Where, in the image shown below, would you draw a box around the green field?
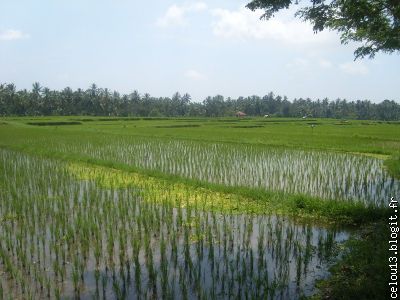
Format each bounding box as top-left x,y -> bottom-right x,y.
0,116 -> 398,299
3,116 -> 399,155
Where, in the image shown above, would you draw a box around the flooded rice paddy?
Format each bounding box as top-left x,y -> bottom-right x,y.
45,137 -> 400,206
0,149 -> 349,299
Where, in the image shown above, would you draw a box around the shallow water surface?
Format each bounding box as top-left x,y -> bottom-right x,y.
0,149 -> 350,299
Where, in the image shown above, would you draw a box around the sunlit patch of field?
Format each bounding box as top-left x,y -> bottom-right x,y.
68,163 -> 268,214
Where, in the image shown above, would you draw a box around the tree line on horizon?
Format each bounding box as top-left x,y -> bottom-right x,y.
0,83 -> 399,121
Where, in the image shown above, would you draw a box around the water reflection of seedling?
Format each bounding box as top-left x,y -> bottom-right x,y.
0,149 -> 353,299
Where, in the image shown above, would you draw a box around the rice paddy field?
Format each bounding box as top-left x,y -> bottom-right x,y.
0,116 -> 399,299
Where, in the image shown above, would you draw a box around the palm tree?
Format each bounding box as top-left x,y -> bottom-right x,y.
31,82 -> 42,115
32,82 -> 41,95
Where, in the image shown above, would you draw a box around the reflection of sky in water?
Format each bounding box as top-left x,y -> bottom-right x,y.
0,149 -> 351,300
62,211 -> 349,300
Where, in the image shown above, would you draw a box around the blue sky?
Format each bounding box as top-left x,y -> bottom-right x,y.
1,0 -> 399,102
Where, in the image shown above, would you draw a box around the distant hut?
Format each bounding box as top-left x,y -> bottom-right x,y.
236,111 -> 247,118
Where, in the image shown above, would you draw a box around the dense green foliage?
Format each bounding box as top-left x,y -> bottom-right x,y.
246,0 -> 400,59
1,83 -> 399,120
384,155 -> 400,179
313,223 -> 389,299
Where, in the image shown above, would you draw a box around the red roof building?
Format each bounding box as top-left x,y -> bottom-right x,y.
236,111 -> 246,117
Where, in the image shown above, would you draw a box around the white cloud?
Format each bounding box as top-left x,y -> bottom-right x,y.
190,2 -> 207,11
339,61 -> 369,75
157,5 -> 186,27
286,57 -> 337,71
185,69 -> 206,80
0,29 -> 29,41
319,59 -> 333,69
156,2 -> 208,28
211,7 -> 335,46
286,58 -> 309,69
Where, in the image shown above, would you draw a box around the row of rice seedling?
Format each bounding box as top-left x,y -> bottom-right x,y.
37,135 -> 399,206
0,149 -> 348,299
